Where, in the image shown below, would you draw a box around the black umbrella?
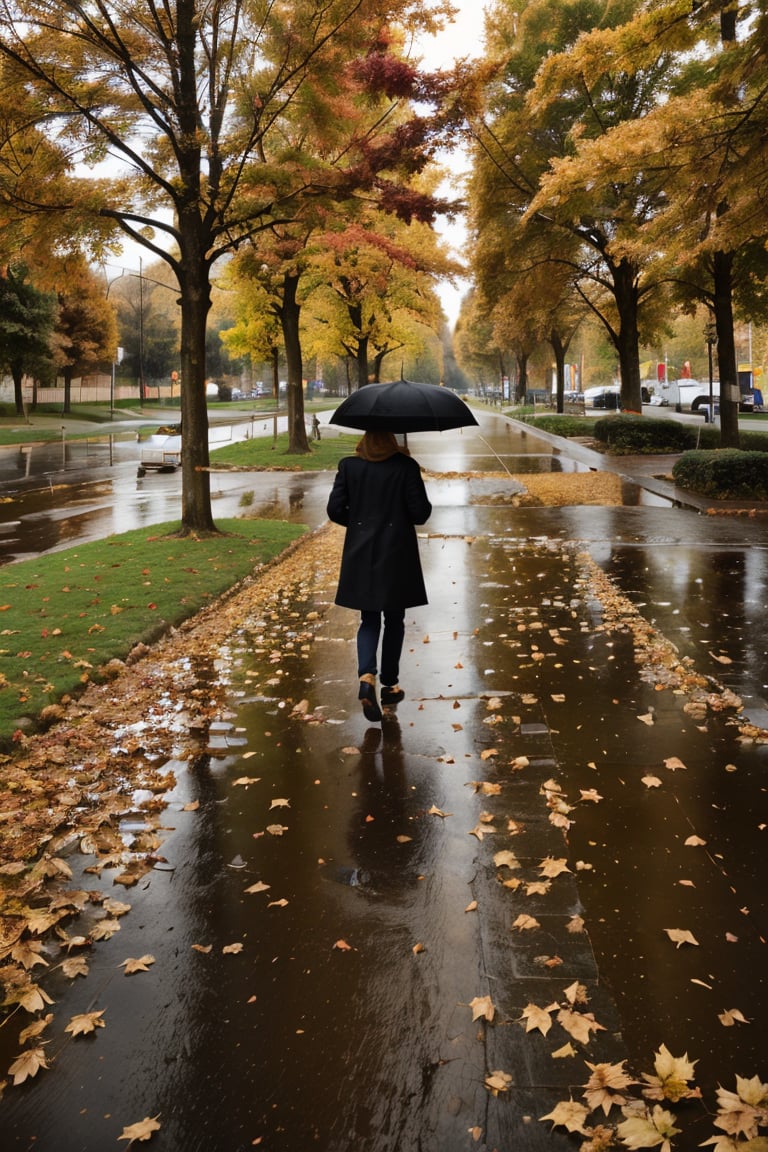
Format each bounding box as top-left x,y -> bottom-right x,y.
328,379 -> 478,434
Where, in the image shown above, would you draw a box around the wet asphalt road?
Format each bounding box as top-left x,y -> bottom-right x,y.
0,412 -> 766,1152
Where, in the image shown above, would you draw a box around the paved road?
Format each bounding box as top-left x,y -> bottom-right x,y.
0,411 -> 765,1152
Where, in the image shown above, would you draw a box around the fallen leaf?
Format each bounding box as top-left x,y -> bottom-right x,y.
65,1010 -> 106,1036
563,982 -> 588,1006
396,835 -> 412,844
579,789 -> 603,803
617,1107 -> 680,1150
222,943 -> 244,954
642,774 -> 663,788
493,850 -> 520,869
464,901 -> 478,913
342,747 -> 360,756
183,800 -> 200,811
556,1008 -> 606,1044
269,798 -> 290,810
469,995 -> 495,1022
60,955 -> 89,979
244,881 -> 271,894
539,857 -> 571,878
118,1115 -> 161,1143
520,1002 -> 555,1035
121,955 -> 155,975
511,914 -> 540,932
664,928 -> 700,948
268,899 -> 289,908
551,1043 -> 578,1059
333,939 -> 354,951
637,713 -> 655,726
540,1099 -> 590,1133
191,944 -> 212,954
8,1046 -> 49,1084
526,880 -> 551,896
583,1060 -> 637,1114
566,916 -> 586,934
232,776 -> 261,786
18,1015 -> 53,1044
685,835 -> 707,847
467,780 -> 502,796
266,824 -> 288,836
428,805 -> 452,818
468,823 -> 495,840
718,1009 -> 750,1027
485,1069 -> 513,1095
664,757 -> 687,771
480,748 -> 498,761
412,943 -> 425,955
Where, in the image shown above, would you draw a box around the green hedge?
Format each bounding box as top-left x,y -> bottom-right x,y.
592,415 -> 702,453
672,449 -> 768,499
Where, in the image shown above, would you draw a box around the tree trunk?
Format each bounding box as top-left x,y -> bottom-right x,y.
177,259 -> 215,535
280,272 -> 310,454
612,258 -> 643,411
550,330 -> 567,413
713,249 -> 740,448
12,365 -> 24,416
516,352 -> 528,402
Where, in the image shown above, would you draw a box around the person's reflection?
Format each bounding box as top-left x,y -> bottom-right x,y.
349,716 -> 413,885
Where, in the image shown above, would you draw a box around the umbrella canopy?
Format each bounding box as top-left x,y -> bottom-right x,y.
328,379 -> 478,434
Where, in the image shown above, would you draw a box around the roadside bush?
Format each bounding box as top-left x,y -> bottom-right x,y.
672,449 -> 768,499
592,415 -> 698,453
520,414 -> 598,437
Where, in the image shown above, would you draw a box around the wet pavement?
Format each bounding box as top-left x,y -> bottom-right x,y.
0,411 -> 766,1152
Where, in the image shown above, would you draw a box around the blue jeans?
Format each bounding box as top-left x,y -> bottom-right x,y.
357,609 -> 405,685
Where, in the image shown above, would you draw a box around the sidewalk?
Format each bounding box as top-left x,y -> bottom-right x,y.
0,415 -> 765,1152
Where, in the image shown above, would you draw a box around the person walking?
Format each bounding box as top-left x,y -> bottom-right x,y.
327,430 -> 432,723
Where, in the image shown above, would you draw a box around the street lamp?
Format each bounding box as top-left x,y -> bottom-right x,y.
704,319 -> 718,420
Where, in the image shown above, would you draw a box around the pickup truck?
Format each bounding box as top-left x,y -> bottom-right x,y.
656,379 -> 754,414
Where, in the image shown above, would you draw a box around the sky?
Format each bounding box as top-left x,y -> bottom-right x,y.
415,3 -> 485,326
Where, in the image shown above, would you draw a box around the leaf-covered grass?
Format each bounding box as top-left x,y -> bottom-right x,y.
210,431 -> 360,470
0,518 -> 306,742
520,413 -> 601,437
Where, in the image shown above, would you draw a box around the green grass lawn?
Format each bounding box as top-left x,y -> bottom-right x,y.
210,431 -> 360,470
0,518 -> 306,743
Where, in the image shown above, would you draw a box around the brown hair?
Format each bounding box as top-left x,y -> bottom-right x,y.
354,430 -> 410,461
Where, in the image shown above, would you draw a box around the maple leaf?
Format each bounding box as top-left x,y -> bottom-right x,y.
485,1069 -> 513,1095
563,982 -> 589,1006
468,823 -> 495,840
493,850 -> 520,869
118,1114 -> 161,1144
467,780 -> 502,796
526,880 -> 551,896
664,928 -> 699,949
18,1015 -> 53,1044
520,1002 -> 556,1036
617,1105 -> 680,1150
540,1099 -> 590,1134
583,1060 -> 637,1115
469,995 -> 495,1022
539,857 -> 572,878
10,940 -> 49,971
103,899 -> 131,917
579,789 -> 603,803
511,914 -> 540,932
13,983 -> 55,1014
8,1046 -> 49,1085
65,1009 -> 106,1037
557,1008 -> 606,1045
712,1078 -> 768,1140
121,955 -> 155,975
91,918 -> 121,941
61,956 -> 90,979
641,1044 -> 698,1102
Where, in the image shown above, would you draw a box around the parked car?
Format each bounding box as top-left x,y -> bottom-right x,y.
584,385 -> 621,410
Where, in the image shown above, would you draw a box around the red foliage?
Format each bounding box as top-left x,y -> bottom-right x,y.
351,52 -> 418,99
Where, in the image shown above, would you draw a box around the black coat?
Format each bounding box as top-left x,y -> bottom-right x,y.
327,453 -> 432,611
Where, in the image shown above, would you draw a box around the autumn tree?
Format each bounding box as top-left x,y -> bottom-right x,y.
0,265 -> 57,414
50,257 -> 118,412
0,0 -> 455,533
